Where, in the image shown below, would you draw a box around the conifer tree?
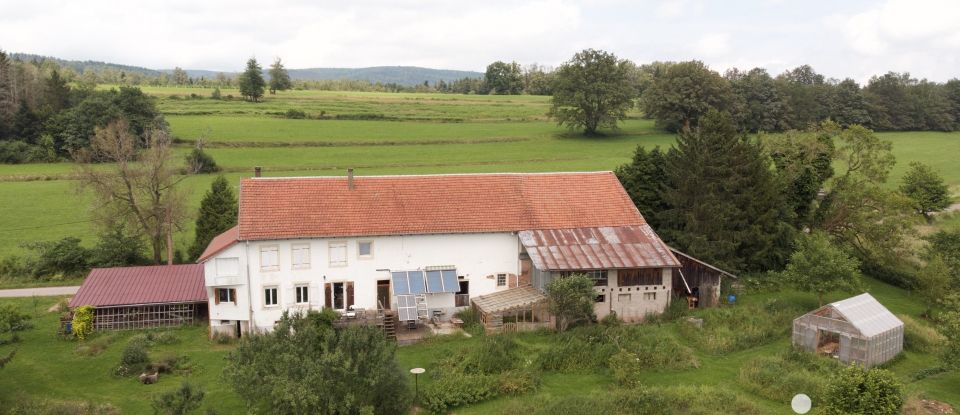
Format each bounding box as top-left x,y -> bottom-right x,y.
657,110 -> 794,272
238,58 -> 265,102
615,145 -> 668,228
189,176 -> 238,260
268,58 -> 292,94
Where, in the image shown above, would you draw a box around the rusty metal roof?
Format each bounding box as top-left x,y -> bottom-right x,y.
519,225 -> 680,271
472,286 -> 547,314
69,264 -> 206,308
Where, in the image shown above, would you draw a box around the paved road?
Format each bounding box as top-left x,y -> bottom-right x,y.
0,286 -> 80,298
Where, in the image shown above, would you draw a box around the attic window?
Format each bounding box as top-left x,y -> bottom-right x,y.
358,241 -> 373,259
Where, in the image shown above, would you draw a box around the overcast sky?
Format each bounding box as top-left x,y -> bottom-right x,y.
2,0 -> 959,82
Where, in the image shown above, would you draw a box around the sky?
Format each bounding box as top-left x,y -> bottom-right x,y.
2,0 -> 959,82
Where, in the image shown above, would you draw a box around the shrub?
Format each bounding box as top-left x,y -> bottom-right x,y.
610,350 -> 643,387
0,140 -> 48,164
420,372 -> 499,413
119,336 -> 150,373
0,303 -> 32,335
900,314 -> 944,353
210,87 -> 222,100
22,237 -> 90,278
91,225 -> 148,268
0,255 -> 28,278
459,335 -> 520,375
822,364 -> 903,415
150,331 -> 180,345
76,334 -> 116,357
284,109 -> 306,119
454,308 -> 484,336
72,305 -> 95,340
185,148 -> 221,174
151,381 -> 205,415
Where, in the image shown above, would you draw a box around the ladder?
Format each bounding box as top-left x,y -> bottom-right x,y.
379,310 -> 398,341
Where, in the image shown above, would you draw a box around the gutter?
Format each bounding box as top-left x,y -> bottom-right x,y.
245,240 -> 254,331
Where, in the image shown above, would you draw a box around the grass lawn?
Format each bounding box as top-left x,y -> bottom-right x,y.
0,275 -> 956,414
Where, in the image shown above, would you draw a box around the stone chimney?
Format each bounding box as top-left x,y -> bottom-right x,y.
347,168 -> 355,190
254,166 -> 262,177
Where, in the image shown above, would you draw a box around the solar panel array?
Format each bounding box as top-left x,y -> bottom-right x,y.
396,295 -> 418,321
392,269 -> 460,294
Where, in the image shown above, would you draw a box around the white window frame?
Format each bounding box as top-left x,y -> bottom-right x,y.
496,273 -> 507,287
295,284 -> 309,304
264,286 -> 279,307
358,240 -> 374,259
329,241 -> 348,267
259,245 -> 280,272
291,243 -> 311,269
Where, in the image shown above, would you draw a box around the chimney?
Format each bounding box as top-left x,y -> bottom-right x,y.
254,166 -> 262,177
347,168 -> 355,190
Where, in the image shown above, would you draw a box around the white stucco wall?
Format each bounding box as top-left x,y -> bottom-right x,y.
204,232 -> 521,331
594,268 -> 672,322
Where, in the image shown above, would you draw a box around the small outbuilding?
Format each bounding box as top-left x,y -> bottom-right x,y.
792,293 -> 904,368
471,286 -> 552,333
69,264 -> 208,331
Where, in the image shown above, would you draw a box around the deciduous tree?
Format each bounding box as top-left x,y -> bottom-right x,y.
641,60 -> 734,131
484,61 -> 523,95
74,119 -> 187,263
171,67 -> 189,86
545,274 -> 596,332
548,49 -> 635,135
782,231 -> 863,306
900,161 -> 951,220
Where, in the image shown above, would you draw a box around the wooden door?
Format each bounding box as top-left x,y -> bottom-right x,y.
377,280 -> 391,309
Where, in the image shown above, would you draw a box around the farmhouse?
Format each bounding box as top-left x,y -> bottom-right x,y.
198,171 -> 726,336
68,264 -> 207,331
792,293 -> 904,368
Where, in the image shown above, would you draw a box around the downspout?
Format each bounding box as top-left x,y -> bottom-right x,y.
245,240 -> 254,332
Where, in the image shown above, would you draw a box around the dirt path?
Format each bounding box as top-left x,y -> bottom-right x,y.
0,286 -> 79,298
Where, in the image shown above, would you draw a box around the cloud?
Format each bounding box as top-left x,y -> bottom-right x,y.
843,0 -> 960,55
694,33 -> 731,58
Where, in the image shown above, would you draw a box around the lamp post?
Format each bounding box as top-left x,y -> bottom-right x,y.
410,367 -> 425,403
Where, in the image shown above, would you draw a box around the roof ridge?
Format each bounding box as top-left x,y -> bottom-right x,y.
243,171 -> 614,180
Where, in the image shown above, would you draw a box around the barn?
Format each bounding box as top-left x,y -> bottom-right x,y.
792,293 -> 904,368
69,264 -> 208,331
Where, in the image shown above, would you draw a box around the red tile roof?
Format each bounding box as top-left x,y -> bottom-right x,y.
69,264 -> 206,308
196,225 -> 239,263
519,225 -> 680,270
237,172 -> 646,241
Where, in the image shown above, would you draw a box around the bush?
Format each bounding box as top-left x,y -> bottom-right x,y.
738,349 -> 836,402
72,305 -> 95,340
284,109 -> 306,119
900,314 -> 944,353
185,148 -> 221,174
22,237 -> 90,278
421,372 -> 499,413
151,381 -> 205,415
119,336 -> 150,373
0,140 -> 48,164
91,225 -> 148,268
822,364 -> 903,415
149,331 -> 180,345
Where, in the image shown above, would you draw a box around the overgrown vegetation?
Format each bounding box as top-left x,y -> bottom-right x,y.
822,364 -> 904,415
678,299 -> 801,354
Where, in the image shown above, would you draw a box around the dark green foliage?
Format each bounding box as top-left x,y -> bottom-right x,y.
0,140 -> 49,164
822,364 -> 903,415
766,127 -> 835,227
44,86 -> 162,156
497,385 -> 762,415
484,61 -> 523,95
548,49 -> 635,135
927,229 -> 960,286
223,311 -> 409,415
727,68 -> 791,132
119,336 -> 150,373
0,303 -> 32,350
900,161 -> 951,218
92,224 -> 148,268
545,274 -> 595,331
776,65 -> 832,129
188,176 -> 237,260
536,324 -> 697,373
283,109 -> 306,119
184,148 -> 220,174
737,349 -> 838,403
940,310 -> 960,369
657,110 -> 794,272
238,58 -> 265,102
641,60 -> 735,131
830,78 -> 872,127
678,300 -> 801,354
11,101 -> 42,144
21,237 -> 90,278
151,381 -> 205,415
614,146 -> 667,228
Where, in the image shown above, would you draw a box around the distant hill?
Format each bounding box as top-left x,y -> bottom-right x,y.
9,53 -> 163,77
178,66 -> 482,86
8,52 -> 482,86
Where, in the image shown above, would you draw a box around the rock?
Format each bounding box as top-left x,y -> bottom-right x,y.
139,372 -> 158,384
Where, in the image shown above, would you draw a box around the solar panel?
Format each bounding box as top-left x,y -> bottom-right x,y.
392,272 -> 410,295
426,270 -> 444,293
396,295 -> 418,321
408,271 -> 426,294
441,270 -> 459,292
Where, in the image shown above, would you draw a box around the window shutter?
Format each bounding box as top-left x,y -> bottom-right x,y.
230,289 -> 237,305
309,283 -> 320,307
214,289 -> 221,305
325,283 -> 332,308
346,282 -> 355,308
286,287 -> 295,305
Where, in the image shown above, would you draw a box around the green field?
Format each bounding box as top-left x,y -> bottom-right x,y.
0,87 -> 957,260
1,277 -> 956,414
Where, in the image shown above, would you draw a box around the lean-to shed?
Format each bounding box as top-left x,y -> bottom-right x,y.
471,286 -> 552,333
792,293 -> 903,368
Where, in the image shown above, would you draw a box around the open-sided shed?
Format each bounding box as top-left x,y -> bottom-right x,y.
69,264 -> 208,331
792,293 -> 903,368
472,286 -> 552,333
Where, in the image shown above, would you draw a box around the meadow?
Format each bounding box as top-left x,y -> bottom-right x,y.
0,86 -> 956,261
1,277 -> 956,414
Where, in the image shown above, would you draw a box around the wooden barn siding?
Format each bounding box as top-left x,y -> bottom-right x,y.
671,256 -> 721,295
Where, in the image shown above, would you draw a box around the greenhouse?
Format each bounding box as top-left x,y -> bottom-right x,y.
792,293 -> 903,368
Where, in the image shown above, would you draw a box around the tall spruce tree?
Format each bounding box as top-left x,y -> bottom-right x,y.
238,58 -> 265,102
657,110 -> 795,272
268,58 -> 292,94
189,176 -> 238,260
615,145 -> 668,228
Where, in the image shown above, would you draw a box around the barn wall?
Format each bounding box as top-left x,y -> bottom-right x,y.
671,255 -> 722,306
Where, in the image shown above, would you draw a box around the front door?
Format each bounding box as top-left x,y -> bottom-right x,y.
377,280 -> 391,309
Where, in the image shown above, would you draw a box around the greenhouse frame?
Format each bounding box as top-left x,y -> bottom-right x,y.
792,293 -> 904,368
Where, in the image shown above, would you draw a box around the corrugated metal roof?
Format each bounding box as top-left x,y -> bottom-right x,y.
519,225 -> 680,271
69,264 -> 206,308
828,293 -> 903,338
472,286 -> 547,314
